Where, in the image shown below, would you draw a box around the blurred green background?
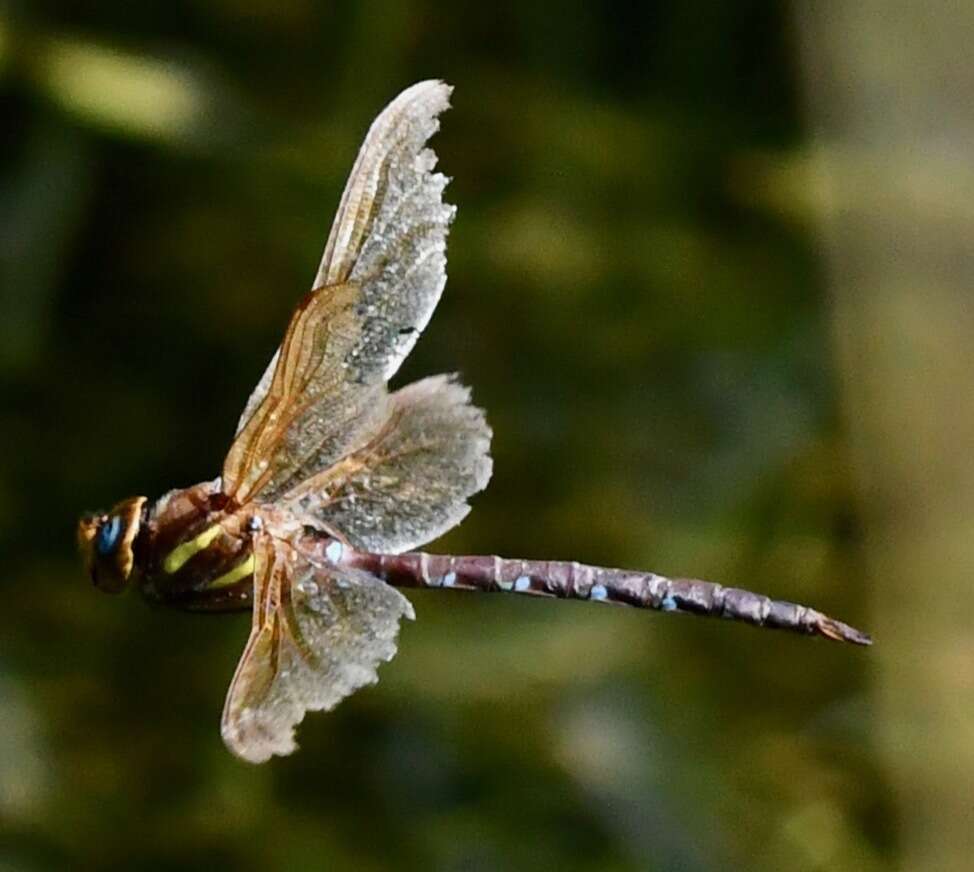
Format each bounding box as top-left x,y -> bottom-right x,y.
3,2 -> 972,870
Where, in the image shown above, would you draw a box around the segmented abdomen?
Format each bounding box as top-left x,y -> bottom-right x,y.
304,538 -> 870,645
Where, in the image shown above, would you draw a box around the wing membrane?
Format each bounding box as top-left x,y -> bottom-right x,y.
221,533 -> 414,763
286,374 -> 493,553
223,282 -> 392,502
224,81 -> 455,502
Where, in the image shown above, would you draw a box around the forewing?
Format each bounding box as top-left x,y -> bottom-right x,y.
223,281 -> 392,503
221,533 -> 414,763
225,80 -> 455,497
235,348 -> 278,437
285,374 -> 493,553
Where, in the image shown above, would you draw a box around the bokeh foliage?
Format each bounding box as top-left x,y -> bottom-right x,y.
0,3 -> 885,870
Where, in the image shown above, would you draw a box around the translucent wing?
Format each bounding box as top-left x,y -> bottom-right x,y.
235,348 -> 278,436
223,281 -> 391,504
286,374 -> 493,553
221,532 -> 414,763
224,81 -> 455,502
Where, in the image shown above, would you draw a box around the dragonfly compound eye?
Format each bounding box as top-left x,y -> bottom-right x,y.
96,515 -> 123,555
77,497 -> 147,594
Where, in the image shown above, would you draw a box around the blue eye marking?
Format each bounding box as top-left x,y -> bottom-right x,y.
96,515 -> 122,556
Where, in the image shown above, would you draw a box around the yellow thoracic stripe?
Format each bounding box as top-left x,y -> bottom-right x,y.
162,524 -> 222,574
208,554 -> 255,589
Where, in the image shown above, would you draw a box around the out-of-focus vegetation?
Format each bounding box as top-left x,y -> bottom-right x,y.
2,2 -> 969,870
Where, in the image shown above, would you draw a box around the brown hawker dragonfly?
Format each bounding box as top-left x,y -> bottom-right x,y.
77,81 -> 871,764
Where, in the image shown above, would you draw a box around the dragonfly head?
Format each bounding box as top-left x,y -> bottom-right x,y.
77,496 -> 147,593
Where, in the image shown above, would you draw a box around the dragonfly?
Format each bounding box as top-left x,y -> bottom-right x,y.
77,81 -> 871,764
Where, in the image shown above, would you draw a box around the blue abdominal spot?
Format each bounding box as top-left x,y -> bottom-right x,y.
96,515 -> 122,556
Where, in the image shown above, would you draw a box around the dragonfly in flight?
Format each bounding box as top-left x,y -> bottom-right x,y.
78,81 -> 870,764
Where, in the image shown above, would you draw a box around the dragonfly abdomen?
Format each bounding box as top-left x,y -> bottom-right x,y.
318,540 -> 870,645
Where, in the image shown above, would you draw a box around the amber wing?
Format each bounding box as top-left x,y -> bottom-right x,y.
221,532 -> 414,763
223,80 -> 457,505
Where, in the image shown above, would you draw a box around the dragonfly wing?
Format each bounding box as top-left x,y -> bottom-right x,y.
286,374 -> 492,553
314,79 -> 454,303
225,80 -> 455,501
221,533 -> 414,763
235,349 -> 278,436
